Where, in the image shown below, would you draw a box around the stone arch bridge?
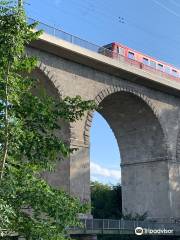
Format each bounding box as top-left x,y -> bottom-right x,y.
27,30 -> 180,221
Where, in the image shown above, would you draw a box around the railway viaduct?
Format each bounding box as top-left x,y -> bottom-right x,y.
27,28 -> 180,221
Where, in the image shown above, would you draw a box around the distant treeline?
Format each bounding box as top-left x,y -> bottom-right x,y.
91,181 -> 122,219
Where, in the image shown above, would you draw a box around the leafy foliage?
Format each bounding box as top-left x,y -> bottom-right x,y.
91,181 -> 122,219
0,1 -> 96,239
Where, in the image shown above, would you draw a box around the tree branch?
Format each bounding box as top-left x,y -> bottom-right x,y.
0,63 -> 10,180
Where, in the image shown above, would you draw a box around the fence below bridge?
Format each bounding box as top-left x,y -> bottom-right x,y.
68,218 -> 180,236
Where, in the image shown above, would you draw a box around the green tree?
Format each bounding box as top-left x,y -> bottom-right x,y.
0,1 -> 96,239
91,181 -> 122,219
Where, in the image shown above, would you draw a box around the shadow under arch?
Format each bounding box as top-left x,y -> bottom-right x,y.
30,64 -> 71,193
84,86 -> 171,219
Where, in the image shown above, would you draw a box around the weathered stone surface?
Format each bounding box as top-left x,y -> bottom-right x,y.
27,41 -> 180,220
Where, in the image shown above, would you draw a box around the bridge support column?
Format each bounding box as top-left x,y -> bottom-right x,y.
69,140 -> 91,203
168,162 -> 180,219
121,157 -> 171,219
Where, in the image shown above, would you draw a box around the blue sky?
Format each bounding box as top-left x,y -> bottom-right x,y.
26,0 -> 180,185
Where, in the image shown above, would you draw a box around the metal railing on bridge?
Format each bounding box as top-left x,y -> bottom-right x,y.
68,218 -> 180,235
28,17 -> 180,83
81,218 -> 180,230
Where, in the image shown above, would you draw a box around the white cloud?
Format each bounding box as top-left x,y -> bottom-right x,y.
90,162 -> 121,183
91,175 -> 99,182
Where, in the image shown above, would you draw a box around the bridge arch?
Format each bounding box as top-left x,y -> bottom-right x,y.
37,61 -> 64,98
29,63 -> 172,218
85,85 -> 170,219
84,85 -> 168,147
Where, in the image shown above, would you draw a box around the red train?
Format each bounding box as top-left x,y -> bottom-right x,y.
99,42 -> 179,79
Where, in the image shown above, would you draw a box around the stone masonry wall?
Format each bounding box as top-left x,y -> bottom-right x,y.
27,46 -> 180,219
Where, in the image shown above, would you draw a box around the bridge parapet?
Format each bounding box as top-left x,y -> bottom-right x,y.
28,17 -> 180,92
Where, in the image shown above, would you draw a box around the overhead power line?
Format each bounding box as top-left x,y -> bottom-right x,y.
170,0 -> 180,7
151,0 -> 180,18
26,0 -> 180,47
27,0 -> 125,33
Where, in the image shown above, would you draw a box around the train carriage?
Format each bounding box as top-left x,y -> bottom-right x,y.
99,42 -> 179,80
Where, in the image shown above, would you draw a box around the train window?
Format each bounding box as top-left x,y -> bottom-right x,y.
143,57 -> 149,65
165,66 -> 170,74
157,63 -> 164,71
150,60 -> 156,68
128,51 -> 135,60
103,44 -> 113,50
117,47 -> 124,55
172,69 -> 178,77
